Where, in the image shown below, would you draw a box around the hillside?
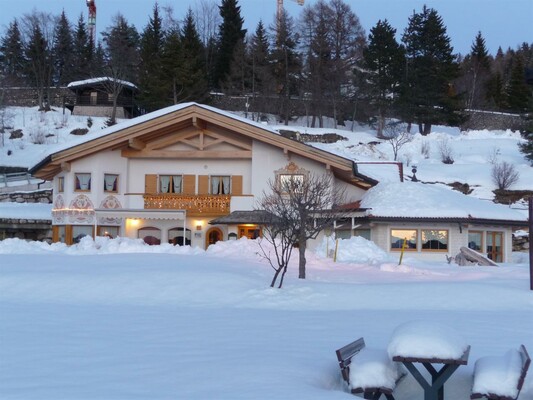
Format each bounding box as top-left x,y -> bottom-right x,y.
1,106 -> 532,207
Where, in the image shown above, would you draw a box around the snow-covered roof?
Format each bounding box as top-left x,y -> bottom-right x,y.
360,181 -> 527,222
67,77 -> 138,90
354,162 -> 403,183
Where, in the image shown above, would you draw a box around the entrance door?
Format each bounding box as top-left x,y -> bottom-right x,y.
206,228 -> 223,247
486,231 -> 503,262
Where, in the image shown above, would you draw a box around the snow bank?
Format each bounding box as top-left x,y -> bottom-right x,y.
317,236 -> 390,265
387,320 -> 469,360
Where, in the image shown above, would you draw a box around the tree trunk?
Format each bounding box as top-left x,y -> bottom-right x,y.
423,123 -> 432,135
298,238 -> 306,279
270,268 -> 281,287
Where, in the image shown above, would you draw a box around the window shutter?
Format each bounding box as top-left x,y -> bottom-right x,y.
145,174 -> 157,193
182,175 -> 196,194
198,175 -> 209,195
231,175 -> 243,195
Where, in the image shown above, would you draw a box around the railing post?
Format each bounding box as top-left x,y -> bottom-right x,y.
529,196 -> 532,291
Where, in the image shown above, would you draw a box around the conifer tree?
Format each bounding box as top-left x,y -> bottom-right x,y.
161,25 -> 182,105
363,19 -> 404,137
400,5 -> 459,134
139,3 -> 168,111
506,55 -> 530,113
179,9 -> 208,102
464,31 -> 491,109
52,11 -> 74,86
0,19 -> 26,86
248,20 -> 273,118
213,0 -> 246,89
71,15 -> 93,80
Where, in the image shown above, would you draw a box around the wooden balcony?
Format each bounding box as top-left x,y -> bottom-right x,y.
143,194 -> 231,217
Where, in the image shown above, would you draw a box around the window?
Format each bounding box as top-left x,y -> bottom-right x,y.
421,230 -> 448,251
353,229 -> 371,241
57,176 -> 64,193
138,227 -> 161,245
72,225 -> 93,243
468,231 -> 483,251
74,173 -> 91,191
98,226 -> 119,238
335,229 -> 352,240
159,175 -> 182,194
104,174 -> 119,193
487,231 -> 503,262
211,176 -> 231,195
391,229 -> 417,250
169,227 -> 191,246
279,174 -> 304,193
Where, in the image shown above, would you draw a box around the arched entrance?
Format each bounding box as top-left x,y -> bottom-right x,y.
206,227 -> 223,247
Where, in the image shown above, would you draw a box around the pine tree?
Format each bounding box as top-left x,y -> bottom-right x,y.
363,19 -> 405,136
138,3 -> 168,111
52,11 -> 74,86
464,31 -> 491,109
213,0 -> 246,89
505,55 -> 530,113
71,14 -> 93,80
24,20 -> 53,110
0,19 -> 26,86
400,5 -> 460,134
248,20 -> 273,119
161,25 -> 182,105
270,9 -> 300,125
179,9 -> 208,102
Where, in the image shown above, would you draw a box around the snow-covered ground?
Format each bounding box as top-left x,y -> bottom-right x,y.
0,236 -> 532,399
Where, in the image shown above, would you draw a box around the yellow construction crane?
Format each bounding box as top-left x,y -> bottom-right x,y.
86,0 -> 97,46
277,0 -> 304,27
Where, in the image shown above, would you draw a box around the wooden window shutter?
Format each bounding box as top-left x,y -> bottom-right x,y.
198,175 -> 209,195
231,175 -> 243,195
145,174 -> 157,193
182,175 -> 196,194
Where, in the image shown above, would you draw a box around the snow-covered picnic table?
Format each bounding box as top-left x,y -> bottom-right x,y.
387,320 -> 471,400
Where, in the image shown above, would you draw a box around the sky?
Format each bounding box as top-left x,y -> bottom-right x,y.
0,0 -> 531,55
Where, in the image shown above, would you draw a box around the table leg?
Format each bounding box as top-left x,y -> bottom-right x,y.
402,362 -> 461,400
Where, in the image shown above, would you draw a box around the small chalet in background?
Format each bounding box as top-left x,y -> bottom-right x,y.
65,77 -> 139,119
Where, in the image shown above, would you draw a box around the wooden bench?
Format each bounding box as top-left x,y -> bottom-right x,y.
471,345 -> 531,400
335,337 -> 404,400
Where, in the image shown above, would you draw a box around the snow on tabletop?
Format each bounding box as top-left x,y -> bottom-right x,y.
387,320 -> 469,360
361,181 -> 526,221
472,349 -> 523,398
349,347 -> 404,390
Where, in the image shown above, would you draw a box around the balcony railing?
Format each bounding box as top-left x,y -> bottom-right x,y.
143,194 -> 231,216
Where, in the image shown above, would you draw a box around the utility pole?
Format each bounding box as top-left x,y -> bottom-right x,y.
528,196 -> 533,290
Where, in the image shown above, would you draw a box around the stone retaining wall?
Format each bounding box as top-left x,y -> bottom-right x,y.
0,189 -> 52,203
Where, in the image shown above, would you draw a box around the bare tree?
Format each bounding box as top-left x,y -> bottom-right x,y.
382,121 -> 413,161
438,137 -> 455,164
492,161 -> 519,190
257,172 -> 347,287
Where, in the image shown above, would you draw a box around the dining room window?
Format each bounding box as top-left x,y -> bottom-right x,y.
74,173 -> 91,191
390,229 -> 417,250
421,230 -> 448,251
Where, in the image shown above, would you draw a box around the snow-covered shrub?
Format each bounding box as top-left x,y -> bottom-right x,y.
30,127 -> 47,144
420,140 -> 431,159
487,147 -> 501,164
438,138 -> 454,164
491,161 -> 519,190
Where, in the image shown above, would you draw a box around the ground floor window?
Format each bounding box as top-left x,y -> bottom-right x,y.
98,226 -> 119,238
487,231 -> 503,263
353,229 -> 371,240
138,227 -> 161,245
56,225 -> 66,243
421,230 -> 448,251
468,231 -> 483,251
72,225 -> 94,243
238,225 -> 261,239
169,227 -> 191,246
391,229 -> 417,250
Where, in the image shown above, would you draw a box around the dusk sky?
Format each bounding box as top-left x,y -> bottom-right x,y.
0,0 -> 531,55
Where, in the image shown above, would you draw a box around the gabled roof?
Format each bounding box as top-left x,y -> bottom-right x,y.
29,103 -> 375,189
